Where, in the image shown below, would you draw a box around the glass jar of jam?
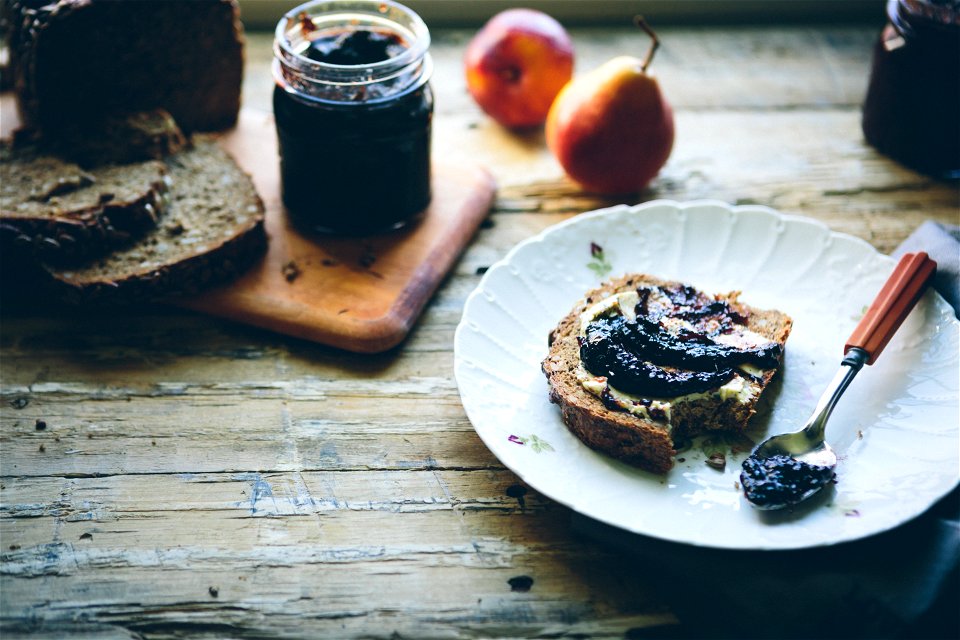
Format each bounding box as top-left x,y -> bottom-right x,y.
862,0 -> 960,179
273,0 -> 433,234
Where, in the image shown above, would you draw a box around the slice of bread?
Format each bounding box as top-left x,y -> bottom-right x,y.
44,137 -> 266,302
46,108 -> 189,167
542,274 -> 793,474
11,0 -> 243,134
0,141 -> 169,263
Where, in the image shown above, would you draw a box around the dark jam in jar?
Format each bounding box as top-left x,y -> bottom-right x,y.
303,28 -> 407,65
273,1 -> 433,234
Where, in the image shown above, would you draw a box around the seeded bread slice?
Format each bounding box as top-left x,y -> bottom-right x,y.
0,141 -> 169,263
542,274 -> 793,475
45,137 -> 266,303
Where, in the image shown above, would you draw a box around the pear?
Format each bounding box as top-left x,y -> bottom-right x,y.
546,18 -> 674,194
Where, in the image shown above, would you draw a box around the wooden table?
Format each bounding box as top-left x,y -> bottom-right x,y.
2,24 -> 958,638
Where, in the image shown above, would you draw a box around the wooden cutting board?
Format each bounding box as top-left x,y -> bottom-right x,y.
0,97 -> 496,353
178,109 -> 496,353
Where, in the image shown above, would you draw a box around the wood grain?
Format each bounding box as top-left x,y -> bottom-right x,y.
2,24 -> 958,639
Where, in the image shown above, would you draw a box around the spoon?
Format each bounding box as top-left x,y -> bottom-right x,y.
740,252 -> 938,510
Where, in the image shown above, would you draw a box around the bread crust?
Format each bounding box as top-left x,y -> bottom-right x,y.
542,274 -> 793,474
50,218 -> 267,304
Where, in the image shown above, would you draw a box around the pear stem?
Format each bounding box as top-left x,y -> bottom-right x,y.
634,15 -> 660,73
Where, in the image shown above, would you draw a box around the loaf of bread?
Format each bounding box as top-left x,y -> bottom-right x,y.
542,274 -> 793,474
10,0 -> 244,134
3,2 -> 265,303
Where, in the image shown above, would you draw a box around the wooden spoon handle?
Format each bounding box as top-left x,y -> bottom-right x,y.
845,252 -> 937,365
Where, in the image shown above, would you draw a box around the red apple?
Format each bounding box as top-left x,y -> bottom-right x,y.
465,9 -> 574,129
546,19 -> 674,193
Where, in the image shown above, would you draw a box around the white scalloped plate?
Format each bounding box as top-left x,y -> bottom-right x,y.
454,200 -> 959,550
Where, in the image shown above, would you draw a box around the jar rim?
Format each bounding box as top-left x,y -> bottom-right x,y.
273,54 -> 432,106
890,0 -> 960,34
275,0 -> 431,75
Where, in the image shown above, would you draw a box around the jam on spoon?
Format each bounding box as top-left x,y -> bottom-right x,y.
740,453 -> 836,509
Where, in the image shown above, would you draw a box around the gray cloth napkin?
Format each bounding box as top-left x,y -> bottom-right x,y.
569,222 -> 960,639
572,498 -> 959,639
892,220 -> 960,316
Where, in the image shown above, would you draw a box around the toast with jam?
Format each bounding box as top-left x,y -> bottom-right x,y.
542,274 -> 793,474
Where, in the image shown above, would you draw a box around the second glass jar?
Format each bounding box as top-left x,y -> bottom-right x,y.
273,0 -> 434,234
862,0 -> 959,179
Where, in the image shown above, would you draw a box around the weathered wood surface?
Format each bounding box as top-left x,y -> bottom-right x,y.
2,24 -> 958,639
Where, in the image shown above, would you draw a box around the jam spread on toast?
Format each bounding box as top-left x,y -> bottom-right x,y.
579,284 -> 782,401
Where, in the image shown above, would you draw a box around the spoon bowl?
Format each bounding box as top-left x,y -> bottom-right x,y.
755,437 -> 837,469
